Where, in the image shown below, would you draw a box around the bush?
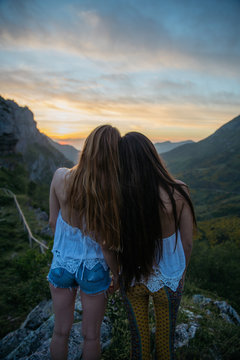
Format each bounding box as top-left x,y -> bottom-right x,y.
187,239 -> 240,311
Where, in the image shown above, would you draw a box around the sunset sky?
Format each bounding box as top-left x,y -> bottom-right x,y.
0,0 -> 240,149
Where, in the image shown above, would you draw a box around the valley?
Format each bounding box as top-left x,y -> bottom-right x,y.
0,96 -> 240,358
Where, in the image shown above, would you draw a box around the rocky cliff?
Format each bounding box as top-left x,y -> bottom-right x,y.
0,96 -> 73,183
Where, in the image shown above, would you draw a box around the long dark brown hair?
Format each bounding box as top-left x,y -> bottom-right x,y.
66,125 -> 121,250
119,132 -> 196,290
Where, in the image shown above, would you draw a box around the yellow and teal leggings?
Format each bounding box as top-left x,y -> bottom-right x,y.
120,280 -> 183,360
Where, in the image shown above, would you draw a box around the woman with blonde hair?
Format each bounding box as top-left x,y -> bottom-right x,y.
47,125 -> 121,360
119,132 -> 196,359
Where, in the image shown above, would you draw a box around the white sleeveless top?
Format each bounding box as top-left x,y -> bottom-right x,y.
137,231 -> 186,292
51,211 -> 108,274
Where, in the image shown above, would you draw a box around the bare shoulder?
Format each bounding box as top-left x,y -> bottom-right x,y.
175,179 -> 189,190
53,167 -> 70,180
52,167 -> 70,187
174,179 -> 190,200
175,179 -> 187,186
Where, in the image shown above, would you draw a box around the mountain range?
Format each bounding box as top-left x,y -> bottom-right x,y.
1,95 -> 240,202
154,140 -> 194,154
162,114 -> 240,191
161,114 -> 240,219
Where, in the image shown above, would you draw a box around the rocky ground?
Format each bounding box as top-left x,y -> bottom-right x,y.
0,292 -> 239,360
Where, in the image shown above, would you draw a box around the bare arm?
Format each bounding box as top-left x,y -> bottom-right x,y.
180,201 -> 193,268
49,171 -> 60,233
178,187 -> 194,281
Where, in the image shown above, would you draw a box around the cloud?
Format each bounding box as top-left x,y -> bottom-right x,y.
0,0 -> 239,144
0,0 -> 240,75
1,64 -> 240,109
1,65 -> 239,123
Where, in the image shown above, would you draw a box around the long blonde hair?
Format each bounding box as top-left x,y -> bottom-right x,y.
67,125 -> 121,250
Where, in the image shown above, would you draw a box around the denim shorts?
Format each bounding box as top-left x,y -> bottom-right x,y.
47,262 -> 111,295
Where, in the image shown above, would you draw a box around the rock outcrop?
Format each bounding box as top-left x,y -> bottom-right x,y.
1,293 -> 239,359
193,294 -> 240,325
0,297 -> 111,360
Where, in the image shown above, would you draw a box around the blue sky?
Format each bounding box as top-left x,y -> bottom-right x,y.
0,0 -> 240,148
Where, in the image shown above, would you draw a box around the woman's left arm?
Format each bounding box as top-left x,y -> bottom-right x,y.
179,200 -> 193,269
49,171 -> 60,233
178,186 -> 194,284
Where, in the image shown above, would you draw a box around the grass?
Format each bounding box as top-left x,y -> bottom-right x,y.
102,290 -> 240,360
175,306 -> 240,359
16,194 -> 51,241
0,191 -> 52,338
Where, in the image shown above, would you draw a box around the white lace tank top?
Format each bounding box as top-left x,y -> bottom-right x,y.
51,211 -> 108,274
136,231 -> 186,292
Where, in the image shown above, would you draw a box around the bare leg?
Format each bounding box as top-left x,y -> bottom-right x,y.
49,284 -> 77,360
80,290 -> 107,360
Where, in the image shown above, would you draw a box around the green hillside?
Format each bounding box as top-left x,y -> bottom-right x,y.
0,154 -> 50,211
163,115 -> 240,179
189,217 -> 240,312
0,189 -> 52,338
0,154 -> 53,337
162,115 -> 240,220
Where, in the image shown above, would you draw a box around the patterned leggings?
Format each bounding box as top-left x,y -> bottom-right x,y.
120,280 -> 183,360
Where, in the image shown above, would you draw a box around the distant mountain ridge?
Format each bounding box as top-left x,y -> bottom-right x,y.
48,138 -> 79,164
162,115 -> 240,181
154,140 -> 194,154
0,96 -> 73,183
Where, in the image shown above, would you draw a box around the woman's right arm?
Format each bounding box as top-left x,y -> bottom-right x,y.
49,170 -> 60,233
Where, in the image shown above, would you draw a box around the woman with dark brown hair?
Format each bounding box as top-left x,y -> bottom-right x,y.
119,132 -> 196,359
47,125 -> 121,360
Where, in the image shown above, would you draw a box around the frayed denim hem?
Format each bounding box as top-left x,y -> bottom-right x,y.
46,275 -> 78,291
79,279 -> 111,296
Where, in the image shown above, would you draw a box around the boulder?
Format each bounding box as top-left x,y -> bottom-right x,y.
214,300 -> 240,325
1,293 -> 112,360
175,322 -> 199,348
6,316 -> 54,359
0,328 -> 30,359
193,294 -> 212,306
192,295 -> 240,326
21,300 -> 53,330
